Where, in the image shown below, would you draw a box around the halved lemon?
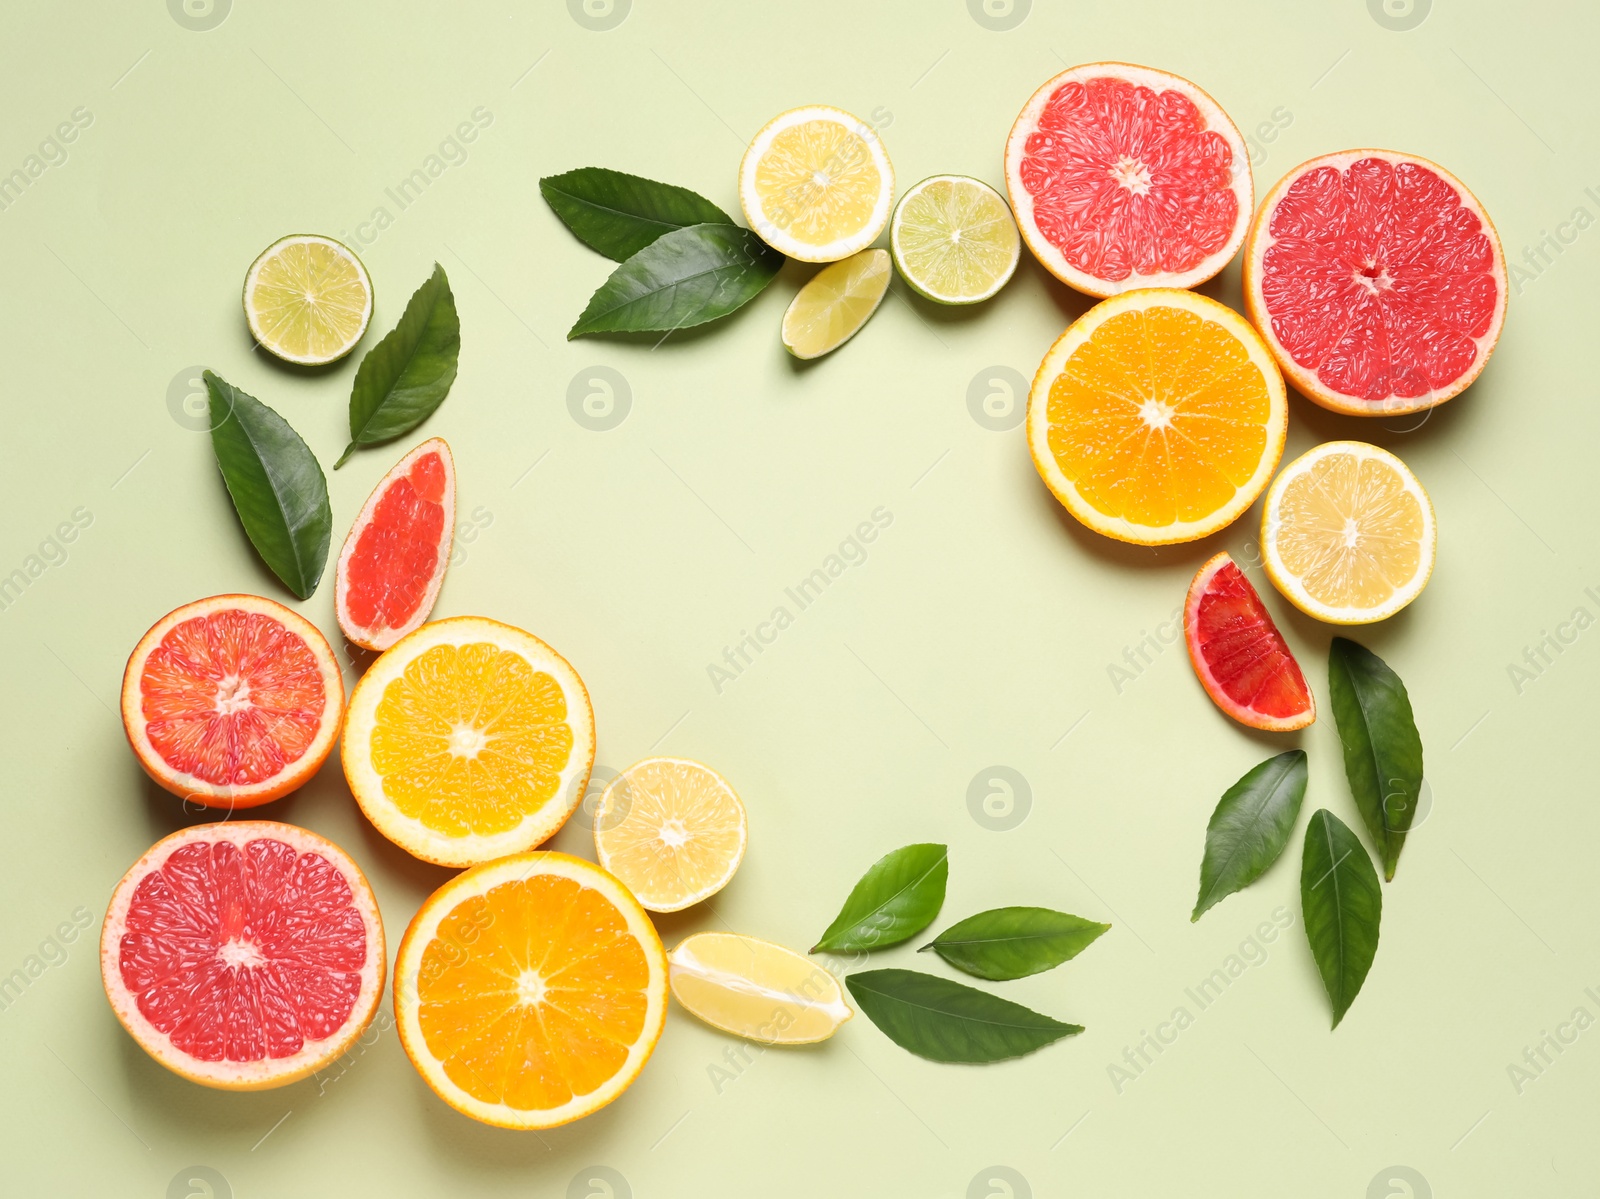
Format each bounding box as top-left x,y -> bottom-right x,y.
593,757 -> 747,912
1261,441 -> 1436,624
1027,288 -> 1287,545
243,234 -> 373,365
668,932 -> 852,1044
739,105 -> 894,262
393,852 -> 668,1129
889,174 -> 1020,304
342,616 -> 595,867
781,248 -> 890,359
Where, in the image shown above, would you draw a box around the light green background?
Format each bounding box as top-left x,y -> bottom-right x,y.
1,1 -> 1594,1195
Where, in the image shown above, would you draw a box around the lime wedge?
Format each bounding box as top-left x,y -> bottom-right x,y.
781,248 -> 890,360
243,234 -> 373,365
890,175 -> 1020,304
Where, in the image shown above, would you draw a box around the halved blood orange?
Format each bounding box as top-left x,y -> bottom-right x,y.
1183,552 -> 1314,731
121,595 -> 344,808
1243,150 -> 1507,416
101,821 -> 385,1090
1005,62 -> 1251,298
335,437 -> 455,652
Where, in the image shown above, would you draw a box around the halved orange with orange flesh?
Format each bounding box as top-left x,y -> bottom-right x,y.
121,595 -> 344,808
1184,552 -> 1314,731
1027,288 -> 1287,545
393,852 -> 668,1129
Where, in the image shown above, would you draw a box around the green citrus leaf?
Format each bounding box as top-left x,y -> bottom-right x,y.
812,844 -> 947,954
920,906 -> 1109,981
846,969 -> 1082,1063
1301,809 -> 1382,1028
540,167 -> 732,262
1192,750 -> 1308,921
206,371 -> 330,600
1328,637 -> 1424,880
338,263 -> 460,468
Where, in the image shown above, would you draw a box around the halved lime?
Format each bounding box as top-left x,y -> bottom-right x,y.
889,175 -> 1020,305
781,248 -> 890,360
243,235 -> 373,365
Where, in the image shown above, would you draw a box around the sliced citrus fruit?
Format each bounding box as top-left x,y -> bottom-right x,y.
668,932 -> 851,1044
890,174 -> 1021,304
243,234 -> 373,365
1027,288 -> 1288,545
1184,552 -> 1314,731
121,594 -> 344,808
1261,441 -> 1437,624
335,438 -> 455,652
781,248 -> 890,359
342,616 -> 595,866
739,105 -> 894,262
1244,150 -> 1506,417
593,757 -> 747,912
101,821 -> 384,1090
393,852 -> 667,1129
1005,62 -> 1251,297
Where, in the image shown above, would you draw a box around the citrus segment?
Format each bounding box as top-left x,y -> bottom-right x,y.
1005,63 -> 1251,297
243,234 -> 373,365
335,438 -> 455,651
1244,150 -> 1506,415
1184,552 -> 1314,731
342,616 -> 595,866
1261,441 -> 1436,624
1027,289 -> 1287,544
889,174 -> 1021,304
393,853 -> 667,1128
668,932 -> 851,1044
740,106 -> 894,262
781,249 -> 890,359
100,821 -> 385,1090
121,595 -> 344,808
593,758 -> 748,912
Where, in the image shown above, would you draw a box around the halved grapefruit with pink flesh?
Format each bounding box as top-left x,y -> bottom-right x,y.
1005,62 -> 1251,298
101,821 -> 385,1090
1184,552 -> 1314,731
1243,150 -> 1507,416
335,438 -> 455,652
121,595 -> 344,808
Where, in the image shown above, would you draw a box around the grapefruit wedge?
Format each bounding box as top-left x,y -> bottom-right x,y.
1243,150 -> 1507,416
121,595 -> 344,808
1184,552 -> 1314,731
1005,62 -> 1251,297
101,821 -> 385,1090
335,438 -> 455,652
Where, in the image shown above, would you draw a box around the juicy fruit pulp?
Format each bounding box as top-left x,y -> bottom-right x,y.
1028,289 -> 1286,544
1246,152 -> 1505,414
668,932 -> 852,1044
1184,553 -> 1314,731
890,175 -> 1021,304
1007,64 -> 1249,295
337,439 -> 454,651
782,249 -> 890,359
244,235 -> 372,365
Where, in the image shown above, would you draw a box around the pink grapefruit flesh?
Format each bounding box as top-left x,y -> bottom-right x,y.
1184,552 -> 1314,732
121,595 -> 344,808
101,821 -> 385,1090
1005,61 -> 1251,297
335,438 -> 455,652
1243,150 -> 1507,416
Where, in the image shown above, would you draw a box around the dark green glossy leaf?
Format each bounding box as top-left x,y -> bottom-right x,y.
1192,750 -> 1308,921
540,167 -> 732,262
337,263 -> 460,468
568,223 -> 781,338
812,844 -> 947,954
920,907 -> 1109,980
1328,637 -> 1424,881
206,371 -> 330,600
1301,809 -> 1382,1028
846,969 -> 1082,1063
